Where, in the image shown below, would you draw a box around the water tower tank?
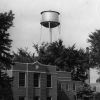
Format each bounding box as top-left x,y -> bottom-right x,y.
40,10 -> 60,28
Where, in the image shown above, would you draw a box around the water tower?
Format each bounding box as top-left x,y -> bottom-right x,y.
40,10 -> 60,43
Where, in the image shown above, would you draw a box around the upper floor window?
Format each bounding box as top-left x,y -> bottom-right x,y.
34,73 -> 40,87
47,74 -> 51,87
66,83 -> 69,91
34,96 -> 40,100
74,95 -> 77,100
73,83 -> 76,90
47,96 -> 52,100
19,96 -> 25,100
19,72 -> 25,87
57,82 -> 61,91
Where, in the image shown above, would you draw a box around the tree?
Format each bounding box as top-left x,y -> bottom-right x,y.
13,48 -> 35,63
95,93 -> 100,100
76,83 -> 94,100
0,10 -> 14,68
33,39 -> 89,81
0,10 -> 14,100
88,30 -> 100,67
33,40 -> 66,70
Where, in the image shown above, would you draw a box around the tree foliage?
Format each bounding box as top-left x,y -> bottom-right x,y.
0,10 -> 14,69
33,40 -> 66,70
95,93 -> 100,100
77,83 -> 94,99
0,71 -> 13,99
88,30 -> 100,67
15,39 -> 89,81
13,48 -> 35,63
0,10 -> 14,100
33,39 -> 89,81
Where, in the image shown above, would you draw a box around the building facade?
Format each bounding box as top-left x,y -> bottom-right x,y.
12,61 -> 82,100
57,71 -> 82,100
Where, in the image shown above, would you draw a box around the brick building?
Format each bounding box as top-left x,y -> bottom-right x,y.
12,61 -> 82,100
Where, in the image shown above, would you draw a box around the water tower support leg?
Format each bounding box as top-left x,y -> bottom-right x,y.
49,22 -> 52,43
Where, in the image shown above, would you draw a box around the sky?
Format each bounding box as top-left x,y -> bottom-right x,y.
0,0 -> 100,83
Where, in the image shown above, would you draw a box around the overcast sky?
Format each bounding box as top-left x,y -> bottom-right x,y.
1,0 -> 100,52
0,0 -> 100,83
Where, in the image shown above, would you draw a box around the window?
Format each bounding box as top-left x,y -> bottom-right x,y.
47,97 -> 52,100
19,96 -> 25,100
19,72 -> 25,87
74,95 -> 77,100
73,83 -> 76,90
47,74 -> 51,87
59,83 -> 62,90
34,73 -> 40,87
57,82 -> 62,90
34,96 -> 39,100
66,83 -> 69,91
